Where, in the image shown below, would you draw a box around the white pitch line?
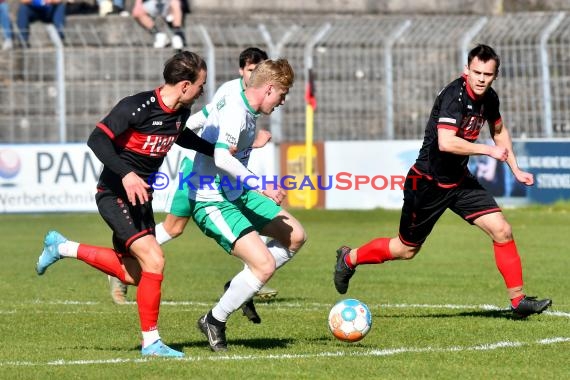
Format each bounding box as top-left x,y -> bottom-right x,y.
0,337 -> 568,367
4,301 -> 569,319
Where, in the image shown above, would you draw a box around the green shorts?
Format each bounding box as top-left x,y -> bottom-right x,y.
164,156 -> 193,217
190,190 -> 281,253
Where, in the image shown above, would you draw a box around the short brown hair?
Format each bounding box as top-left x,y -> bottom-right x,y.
163,51 -> 207,85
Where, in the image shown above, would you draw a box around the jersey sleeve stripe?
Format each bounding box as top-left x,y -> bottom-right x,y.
438,117 -> 456,124
437,123 -> 458,131
96,122 -> 115,139
202,106 -> 209,118
215,142 -> 230,149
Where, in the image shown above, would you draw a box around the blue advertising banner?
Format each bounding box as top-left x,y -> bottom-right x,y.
517,141 -> 570,204
470,140 -> 570,204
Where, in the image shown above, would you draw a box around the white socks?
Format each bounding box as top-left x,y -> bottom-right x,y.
212,267 -> 263,323
58,241 -> 79,258
266,239 -> 295,269
212,239 -> 297,322
155,223 -> 173,245
142,329 -> 161,348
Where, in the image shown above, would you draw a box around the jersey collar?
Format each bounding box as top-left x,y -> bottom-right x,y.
240,90 -> 260,116
461,74 -> 479,101
155,87 -> 177,113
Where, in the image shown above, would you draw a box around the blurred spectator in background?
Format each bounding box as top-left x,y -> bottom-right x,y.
97,0 -> 128,17
0,0 -> 13,50
132,0 -> 185,49
17,0 -> 66,47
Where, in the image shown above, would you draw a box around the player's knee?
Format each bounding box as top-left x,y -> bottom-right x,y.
140,250 -> 166,273
252,255 -> 276,282
289,227 -> 307,252
493,222 -> 513,242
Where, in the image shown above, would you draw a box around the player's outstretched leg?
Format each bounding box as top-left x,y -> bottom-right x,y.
197,314 -> 227,352
141,339 -> 184,357
108,275 -> 128,305
224,281 -> 261,324
334,246 -> 356,294
511,296 -> 552,319
36,231 -> 67,275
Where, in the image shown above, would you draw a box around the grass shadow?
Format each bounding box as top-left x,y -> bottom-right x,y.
166,337 -> 294,351
384,309 -> 529,320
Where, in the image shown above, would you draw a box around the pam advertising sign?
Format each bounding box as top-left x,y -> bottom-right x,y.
0,143 -> 275,213
0,144 -> 101,212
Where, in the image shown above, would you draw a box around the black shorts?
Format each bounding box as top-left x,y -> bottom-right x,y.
398,168 -> 501,247
95,188 -> 155,254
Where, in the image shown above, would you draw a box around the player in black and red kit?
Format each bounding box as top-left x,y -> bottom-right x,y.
35,51 -> 210,357
333,44 -> 551,319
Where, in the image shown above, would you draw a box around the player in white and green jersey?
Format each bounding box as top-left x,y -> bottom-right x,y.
192,59 -> 306,352
160,47 -> 269,241
107,48 -> 277,316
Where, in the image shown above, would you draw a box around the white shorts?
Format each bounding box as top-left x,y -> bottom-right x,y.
143,0 -> 172,19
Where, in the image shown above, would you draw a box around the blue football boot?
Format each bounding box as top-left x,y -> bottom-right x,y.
36,230 -> 67,275
141,340 -> 184,357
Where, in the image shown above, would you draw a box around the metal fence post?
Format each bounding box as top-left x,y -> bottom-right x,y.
384,20 -> 411,140
197,24 -> 216,103
540,12 -> 565,138
460,17 -> 488,69
46,24 -> 66,143
259,23 -> 301,145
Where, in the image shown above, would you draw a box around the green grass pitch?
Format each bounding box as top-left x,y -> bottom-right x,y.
0,205 -> 568,379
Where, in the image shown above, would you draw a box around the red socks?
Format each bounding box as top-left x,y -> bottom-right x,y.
511,294 -> 524,308
493,240 -> 524,307
347,238 -> 394,268
137,271 -> 163,332
77,245 -> 163,332
77,244 -> 126,282
493,240 -> 523,288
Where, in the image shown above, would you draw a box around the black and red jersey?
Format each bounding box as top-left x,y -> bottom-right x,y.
93,87 -> 190,192
413,75 -> 501,186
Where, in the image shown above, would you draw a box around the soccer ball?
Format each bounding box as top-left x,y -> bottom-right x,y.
328,298 -> 372,342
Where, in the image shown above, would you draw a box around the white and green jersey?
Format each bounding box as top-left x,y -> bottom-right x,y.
163,78 -> 246,214
188,90 -> 260,202
185,78 -> 245,135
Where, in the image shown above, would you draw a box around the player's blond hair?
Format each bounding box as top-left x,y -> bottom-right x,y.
248,59 -> 295,90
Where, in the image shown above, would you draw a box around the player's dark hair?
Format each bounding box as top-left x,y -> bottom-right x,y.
163,51 -> 207,85
468,44 -> 500,75
239,47 -> 268,69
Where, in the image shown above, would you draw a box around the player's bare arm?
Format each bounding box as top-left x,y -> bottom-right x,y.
438,128 -> 507,160
492,121 -> 534,186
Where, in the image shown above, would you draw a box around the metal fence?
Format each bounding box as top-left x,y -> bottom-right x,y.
0,12 -> 569,144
